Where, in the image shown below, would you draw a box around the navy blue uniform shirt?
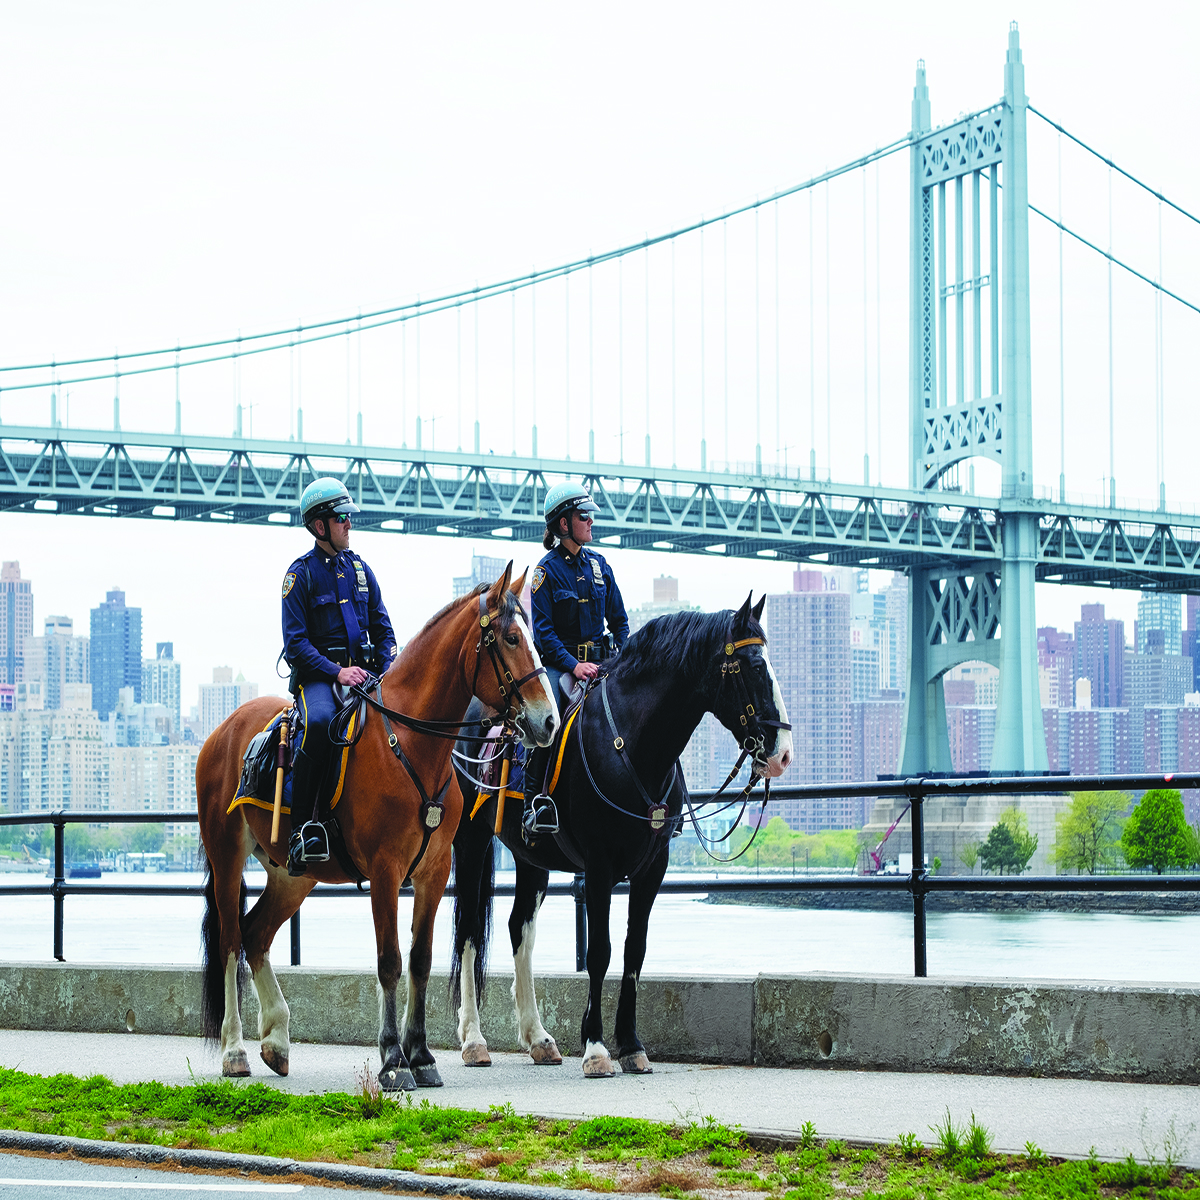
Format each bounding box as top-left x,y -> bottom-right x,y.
282,544 -> 397,683
530,543 -> 629,674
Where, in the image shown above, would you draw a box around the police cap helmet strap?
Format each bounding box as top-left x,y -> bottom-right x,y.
300,477 -> 360,527
544,481 -> 599,526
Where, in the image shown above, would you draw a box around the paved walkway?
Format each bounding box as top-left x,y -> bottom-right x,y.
1,1030 -> 1197,1168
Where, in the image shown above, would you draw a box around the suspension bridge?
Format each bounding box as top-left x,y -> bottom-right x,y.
0,26 -> 1196,777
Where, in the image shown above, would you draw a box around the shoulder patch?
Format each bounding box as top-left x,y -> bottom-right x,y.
531,566 -> 546,593
282,572 -> 297,598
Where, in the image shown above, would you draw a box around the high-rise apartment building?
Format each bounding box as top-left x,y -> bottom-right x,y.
142,642 -> 182,731
452,556 -> 510,599
1037,626 -> 1074,709
90,589 -> 142,720
199,668 -> 258,738
1137,593 -> 1182,656
1074,603 -> 1125,710
24,615 -> 89,710
0,562 -> 34,686
764,570 -> 852,832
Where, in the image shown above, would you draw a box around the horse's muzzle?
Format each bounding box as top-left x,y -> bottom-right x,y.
520,705 -> 558,749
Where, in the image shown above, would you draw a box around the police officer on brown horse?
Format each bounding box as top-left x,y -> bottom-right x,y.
282,478 -> 397,876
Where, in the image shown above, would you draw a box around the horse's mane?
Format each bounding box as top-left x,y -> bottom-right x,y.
418,579 -> 523,637
609,607 -> 763,686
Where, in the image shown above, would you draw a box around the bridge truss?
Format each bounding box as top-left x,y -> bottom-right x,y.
2,424 -> 1199,592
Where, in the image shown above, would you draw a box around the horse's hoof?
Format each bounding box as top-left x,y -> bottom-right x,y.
529,1037 -> 563,1065
619,1052 -> 652,1074
412,1064 -> 443,1088
222,1051 -> 251,1077
379,1066 -> 417,1092
260,1045 -> 289,1076
462,1042 -> 492,1066
582,1051 -> 616,1078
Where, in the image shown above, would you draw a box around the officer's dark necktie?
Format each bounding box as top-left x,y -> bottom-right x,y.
334,553 -> 364,653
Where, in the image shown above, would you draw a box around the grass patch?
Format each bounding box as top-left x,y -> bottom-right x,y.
1,1069 -> 1198,1198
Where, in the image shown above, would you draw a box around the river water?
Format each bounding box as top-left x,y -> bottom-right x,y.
3,871 -> 1198,984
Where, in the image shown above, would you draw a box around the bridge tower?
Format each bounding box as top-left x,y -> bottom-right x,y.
900,25 -> 1048,775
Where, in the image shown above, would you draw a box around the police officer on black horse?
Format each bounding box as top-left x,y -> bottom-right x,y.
524,482 -> 629,836
282,478 -> 397,876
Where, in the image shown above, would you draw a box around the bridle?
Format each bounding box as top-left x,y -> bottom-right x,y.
469,592 -> 550,733
717,631 -> 791,786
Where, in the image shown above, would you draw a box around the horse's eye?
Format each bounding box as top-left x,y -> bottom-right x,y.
505,634 -> 519,647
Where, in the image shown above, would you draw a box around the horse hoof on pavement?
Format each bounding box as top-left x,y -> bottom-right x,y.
260,1045 -> 289,1076
582,1050 -> 615,1078
461,1041 -> 492,1066
529,1037 -> 563,1065
379,1066 -> 417,1092
222,1050 -> 251,1077
619,1052 -> 652,1074
412,1064 -> 444,1087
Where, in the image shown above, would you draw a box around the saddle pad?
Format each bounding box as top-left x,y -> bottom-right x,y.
226,704 -> 357,817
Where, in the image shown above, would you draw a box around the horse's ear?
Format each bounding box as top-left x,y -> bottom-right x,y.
487,561 -> 514,608
510,567 -> 529,597
733,592 -> 753,629
751,594 -> 766,623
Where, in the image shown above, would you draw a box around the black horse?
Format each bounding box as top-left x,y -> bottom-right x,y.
449,594 -> 793,1077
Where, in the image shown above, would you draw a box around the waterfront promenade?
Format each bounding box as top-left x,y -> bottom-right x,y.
1,1028 -> 1197,1168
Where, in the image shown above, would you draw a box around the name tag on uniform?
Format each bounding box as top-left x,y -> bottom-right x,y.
591,559 -> 603,585
355,562 -> 368,593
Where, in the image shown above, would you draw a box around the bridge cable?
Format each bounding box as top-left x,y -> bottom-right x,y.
1029,106 -> 1200,227
0,135 -> 912,383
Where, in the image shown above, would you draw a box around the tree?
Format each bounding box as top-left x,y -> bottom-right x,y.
998,807 -> 1038,874
957,840 -> 981,875
1121,789 -> 1190,874
979,808 -> 1038,875
1052,791 -> 1128,875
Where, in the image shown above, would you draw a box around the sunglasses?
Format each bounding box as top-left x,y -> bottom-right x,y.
330,514 -> 352,525
573,512 -> 594,523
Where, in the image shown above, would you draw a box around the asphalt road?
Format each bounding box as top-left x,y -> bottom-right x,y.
2,1028 -> 1197,1169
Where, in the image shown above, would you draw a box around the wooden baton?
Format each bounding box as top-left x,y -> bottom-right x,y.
493,753 -> 511,836
270,714 -> 289,845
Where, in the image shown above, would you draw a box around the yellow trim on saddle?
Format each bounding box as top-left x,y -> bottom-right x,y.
226,706 -> 291,816
546,702 -> 582,796
469,788 -> 525,820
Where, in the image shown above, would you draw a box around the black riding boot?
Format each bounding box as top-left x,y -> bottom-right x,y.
287,753 -> 330,876
521,746 -> 559,840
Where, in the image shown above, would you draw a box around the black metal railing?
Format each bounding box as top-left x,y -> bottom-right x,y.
3,769 -> 1200,976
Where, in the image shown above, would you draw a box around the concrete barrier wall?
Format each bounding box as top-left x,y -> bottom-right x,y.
2,962 -> 1198,1083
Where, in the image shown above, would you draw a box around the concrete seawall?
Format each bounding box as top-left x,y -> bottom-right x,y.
2,962 -> 1198,1084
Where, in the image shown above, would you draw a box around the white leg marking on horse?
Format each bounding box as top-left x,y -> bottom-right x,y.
219,951 -> 249,1076
761,649 -> 794,776
457,940 -> 489,1062
401,961 -> 420,1046
514,612 -> 559,737
582,1038 -> 615,1078
251,953 -> 290,1075
512,900 -> 562,1063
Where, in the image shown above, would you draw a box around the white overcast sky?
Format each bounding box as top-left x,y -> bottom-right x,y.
0,1 -> 1197,710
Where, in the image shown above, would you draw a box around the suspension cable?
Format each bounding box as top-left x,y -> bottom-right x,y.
1029,106 -> 1200,227
0,136 -> 912,387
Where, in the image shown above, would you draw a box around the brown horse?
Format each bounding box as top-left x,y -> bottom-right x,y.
196,562 -> 557,1090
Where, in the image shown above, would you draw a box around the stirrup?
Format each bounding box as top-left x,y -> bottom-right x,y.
523,794 -> 559,838
298,820 -> 330,863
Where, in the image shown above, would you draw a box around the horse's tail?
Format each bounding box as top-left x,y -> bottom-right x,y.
449,803 -> 495,1013
200,853 -> 247,1043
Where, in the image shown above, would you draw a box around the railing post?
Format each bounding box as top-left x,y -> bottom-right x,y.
52,815 -> 66,962
571,873 -> 587,972
909,782 -> 928,977
290,911 -> 301,965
